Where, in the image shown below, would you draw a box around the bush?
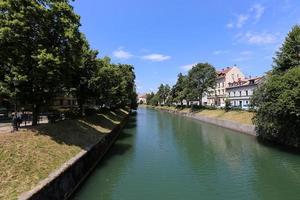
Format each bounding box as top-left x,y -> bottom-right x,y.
225,99 -> 231,112
252,67 -> 300,148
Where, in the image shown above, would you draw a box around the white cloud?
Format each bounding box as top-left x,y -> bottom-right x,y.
236,32 -> 277,45
250,4 -> 265,22
226,4 -> 265,29
236,14 -> 249,28
226,22 -> 234,29
113,47 -> 133,59
180,63 -> 197,71
213,50 -> 229,55
142,54 -> 171,62
232,51 -> 253,62
240,51 -> 252,56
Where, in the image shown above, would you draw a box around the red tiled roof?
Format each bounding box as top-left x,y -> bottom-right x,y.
216,67 -> 233,75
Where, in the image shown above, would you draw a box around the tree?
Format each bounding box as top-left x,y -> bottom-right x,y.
173,73 -> 188,106
89,58 -> 137,109
146,92 -> 155,105
273,25 -> 300,74
252,25 -> 300,148
72,37 -> 98,116
187,63 -> 216,106
252,67 -> 300,148
0,0 -> 83,125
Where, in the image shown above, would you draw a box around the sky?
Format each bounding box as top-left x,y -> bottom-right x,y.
72,0 -> 300,94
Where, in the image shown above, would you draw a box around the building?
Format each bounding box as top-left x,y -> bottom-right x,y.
207,66 -> 245,107
138,94 -> 147,104
52,95 -> 78,110
226,77 -> 263,109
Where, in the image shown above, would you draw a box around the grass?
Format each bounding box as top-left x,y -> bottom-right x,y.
195,109 -> 254,125
0,108 -> 128,200
144,105 -> 254,125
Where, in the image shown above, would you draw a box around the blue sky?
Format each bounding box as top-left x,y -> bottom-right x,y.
72,0 -> 300,94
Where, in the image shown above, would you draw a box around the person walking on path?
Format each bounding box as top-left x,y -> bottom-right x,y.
11,114 -> 18,132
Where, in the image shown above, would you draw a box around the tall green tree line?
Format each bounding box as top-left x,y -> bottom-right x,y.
0,0 -> 137,125
146,63 -> 216,107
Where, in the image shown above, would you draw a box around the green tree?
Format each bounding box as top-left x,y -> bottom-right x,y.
89,58 -> 137,109
146,92 -> 155,105
72,37 -> 98,116
0,0 -> 83,125
173,73 -> 188,106
187,63 -> 216,106
252,25 -> 300,148
252,67 -> 300,148
273,25 -> 300,74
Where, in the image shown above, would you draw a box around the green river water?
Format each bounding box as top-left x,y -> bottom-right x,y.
72,108 -> 300,200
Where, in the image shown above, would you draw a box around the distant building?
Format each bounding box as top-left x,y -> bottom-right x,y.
52,95 -> 78,109
138,94 -> 147,104
207,66 -> 245,107
226,77 -> 263,109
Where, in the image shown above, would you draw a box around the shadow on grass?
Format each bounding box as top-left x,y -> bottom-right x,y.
31,120 -> 106,151
29,109 -> 131,151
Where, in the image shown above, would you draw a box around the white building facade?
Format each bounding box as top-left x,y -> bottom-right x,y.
226,77 -> 262,109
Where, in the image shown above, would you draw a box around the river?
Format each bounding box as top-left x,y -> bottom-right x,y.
72,108 -> 300,200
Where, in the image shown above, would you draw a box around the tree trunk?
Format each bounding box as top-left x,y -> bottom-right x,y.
32,105 -> 39,126
199,94 -> 202,107
78,97 -> 85,117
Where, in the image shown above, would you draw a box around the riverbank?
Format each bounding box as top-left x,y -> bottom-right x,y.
142,105 -> 256,136
0,108 -> 129,200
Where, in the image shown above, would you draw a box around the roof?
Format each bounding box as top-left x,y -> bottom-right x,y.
216,67 -> 233,78
138,94 -> 147,98
227,76 -> 263,89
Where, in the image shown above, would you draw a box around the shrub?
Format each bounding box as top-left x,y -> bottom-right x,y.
225,99 -> 231,112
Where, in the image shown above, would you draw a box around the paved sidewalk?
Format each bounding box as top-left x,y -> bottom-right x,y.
0,118 -> 49,133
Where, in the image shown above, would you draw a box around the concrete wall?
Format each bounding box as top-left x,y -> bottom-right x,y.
155,108 -> 256,136
19,114 -> 130,200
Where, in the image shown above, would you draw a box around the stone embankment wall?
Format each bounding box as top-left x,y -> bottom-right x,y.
19,113 -> 130,200
156,108 -> 256,136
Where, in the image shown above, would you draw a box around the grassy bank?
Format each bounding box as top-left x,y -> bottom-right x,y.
0,109 -> 128,200
145,105 -> 254,125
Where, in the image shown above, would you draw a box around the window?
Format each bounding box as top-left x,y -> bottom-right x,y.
228,92 -> 231,96
246,101 -> 248,105
234,91 -> 236,96
222,82 -> 224,87
246,90 -> 248,96
239,91 -> 242,96
231,74 -> 234,80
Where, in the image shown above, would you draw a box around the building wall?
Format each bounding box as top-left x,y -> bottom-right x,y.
226,84 -> 257,107
207,67 -> 245,107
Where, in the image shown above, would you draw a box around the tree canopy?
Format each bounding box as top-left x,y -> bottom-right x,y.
252,25 -> 300,148
0,0 -> 137,125
146,63 -> 216,107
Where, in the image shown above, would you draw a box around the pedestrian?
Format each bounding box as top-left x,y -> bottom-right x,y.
11,114 -> 18,132
16,111 -> 22,128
